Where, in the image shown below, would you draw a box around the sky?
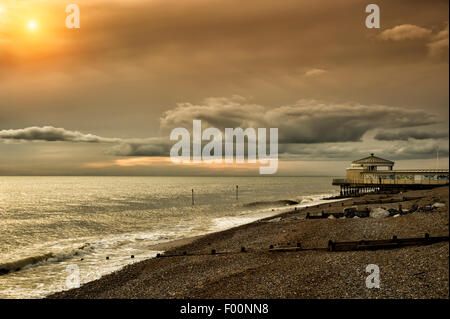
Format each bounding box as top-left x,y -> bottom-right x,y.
0,0 -> 448,176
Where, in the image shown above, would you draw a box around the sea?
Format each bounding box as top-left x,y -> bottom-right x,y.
0,176 -> 339,298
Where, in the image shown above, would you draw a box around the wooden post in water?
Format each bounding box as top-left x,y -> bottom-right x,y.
236,185 -> 239,201
192,189 -> 194,206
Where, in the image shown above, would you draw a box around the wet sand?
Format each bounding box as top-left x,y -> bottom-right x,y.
48,186 -> 449,299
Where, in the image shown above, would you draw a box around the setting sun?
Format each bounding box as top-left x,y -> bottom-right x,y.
27,20 -> 38,32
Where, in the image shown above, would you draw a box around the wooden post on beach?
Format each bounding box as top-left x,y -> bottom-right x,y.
236,185 -> 239,201
192,189 -> 194,206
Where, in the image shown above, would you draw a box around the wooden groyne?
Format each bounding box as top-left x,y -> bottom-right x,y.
155,234 -> 449,258
327,234 -> 449,252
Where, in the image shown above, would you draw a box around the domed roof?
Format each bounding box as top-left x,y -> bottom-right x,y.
352,153 -> 394,165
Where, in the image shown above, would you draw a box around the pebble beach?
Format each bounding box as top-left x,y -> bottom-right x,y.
48,186 -> 449,299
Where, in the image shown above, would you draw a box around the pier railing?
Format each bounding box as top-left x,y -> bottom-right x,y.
332,178 -> 449,186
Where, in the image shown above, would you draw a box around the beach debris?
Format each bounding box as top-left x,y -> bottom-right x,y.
388,208 -> 401,216
355,209 -> 370,218
393,214 -> 401,218
343,206 -> 358,218
432,202 -> 446,209
131,255 -> 134,259
416,202 -> 446,212
370,207 -> 390,219
305,203 -> 416,220
106,256 -> 109,260
419,205 -> 434,212
268,217 -> 281,222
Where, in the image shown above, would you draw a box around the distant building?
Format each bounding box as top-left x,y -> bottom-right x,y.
333,153 -> 449,196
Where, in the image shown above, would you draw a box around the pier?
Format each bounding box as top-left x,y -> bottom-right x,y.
332,154 -> 449,197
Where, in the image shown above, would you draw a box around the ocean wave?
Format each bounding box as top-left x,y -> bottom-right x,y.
0,243 -> 93,275
243,199 -> 299,207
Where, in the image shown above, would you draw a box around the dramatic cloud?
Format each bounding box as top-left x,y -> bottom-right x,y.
279,139 -> 449,161
374,129 -> 448,141
160,97 -> 439,144
378,23 -> 449,61
0,126 -> 120,143
378,24 -> 432,41
0,97 -> 444,161
105,139 -> 171,157
0,126 -> 171,156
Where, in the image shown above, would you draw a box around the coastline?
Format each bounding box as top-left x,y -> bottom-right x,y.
48,186 -> 449,299
147,235 -> 204,252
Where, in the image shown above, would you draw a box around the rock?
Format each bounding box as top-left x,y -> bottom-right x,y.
420,205 -> 434,212
393,214 -> 401,218
343,206 -> 357,218
327,215 -> 335,219
388,208 -> 401,216
356,211 -> 370,218
370,207 -> 390,219
432,202 -> 446,209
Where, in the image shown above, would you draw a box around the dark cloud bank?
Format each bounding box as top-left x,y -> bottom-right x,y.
1,98 -> 447,161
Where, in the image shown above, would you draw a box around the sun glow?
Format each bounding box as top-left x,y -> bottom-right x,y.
27,20 -> 38,32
